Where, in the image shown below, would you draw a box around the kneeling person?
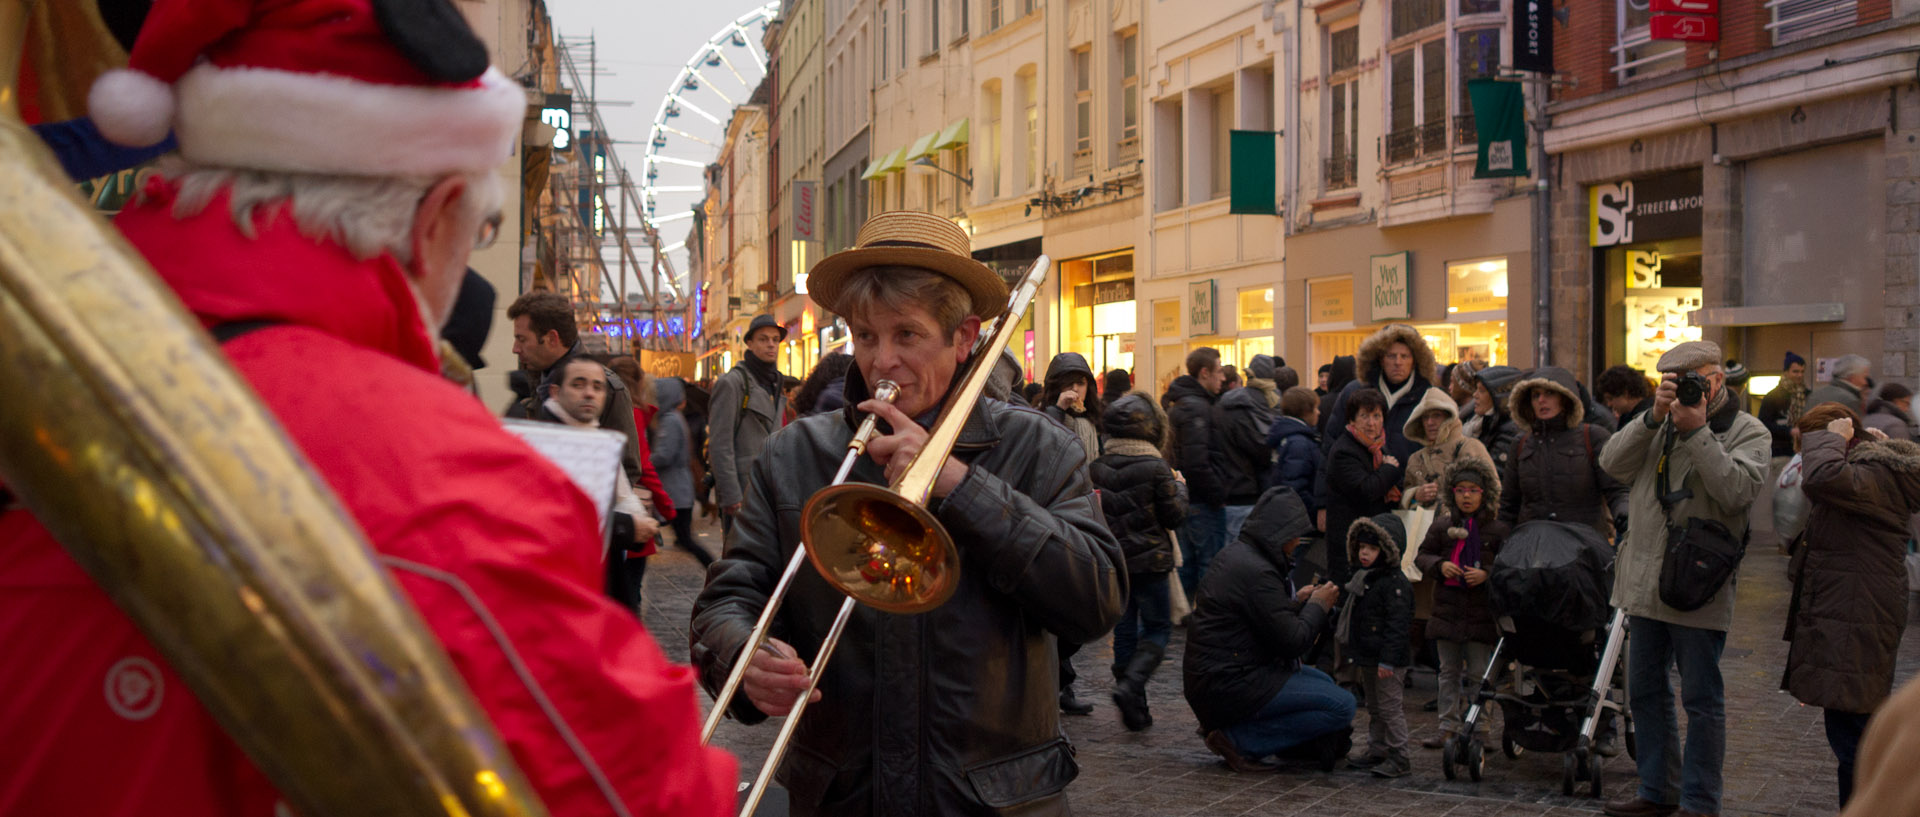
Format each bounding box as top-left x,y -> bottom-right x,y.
1185,486 -> 1355,772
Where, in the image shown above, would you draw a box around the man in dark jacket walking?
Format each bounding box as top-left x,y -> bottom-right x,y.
1165,347 -> 1228,603
1215,355 -> 1279,542
1758,352 -> 1809,461
708,313 -> 789,527
1186,486 -> 1353,773
507,290 -> 647,484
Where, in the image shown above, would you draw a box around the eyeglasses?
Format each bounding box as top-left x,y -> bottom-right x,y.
474,212 -> 504,250
1452,485 -> 1484,495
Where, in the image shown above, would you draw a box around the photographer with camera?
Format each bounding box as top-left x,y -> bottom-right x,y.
1596,342 -> 1770,817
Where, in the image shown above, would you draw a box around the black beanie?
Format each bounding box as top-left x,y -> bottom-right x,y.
1451,467 -> 1489,491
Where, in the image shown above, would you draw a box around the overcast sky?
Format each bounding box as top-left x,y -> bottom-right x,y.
545,1 -> 768,175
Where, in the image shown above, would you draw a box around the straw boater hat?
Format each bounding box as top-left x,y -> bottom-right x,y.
807,211 -> 1009,322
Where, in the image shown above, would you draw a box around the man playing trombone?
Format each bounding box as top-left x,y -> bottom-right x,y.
691,211 -> 1126,816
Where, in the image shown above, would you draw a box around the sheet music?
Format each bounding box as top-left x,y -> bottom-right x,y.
501,418 -> 627,529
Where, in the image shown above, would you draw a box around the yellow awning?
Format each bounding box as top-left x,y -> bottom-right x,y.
931,118 -> 969,150
860,147 -> 905,180
903,131 -> 940,161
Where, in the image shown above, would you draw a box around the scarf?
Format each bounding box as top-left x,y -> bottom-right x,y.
1348,422 -> 1385,468
1446,517 -> 1483,588
741,353 -> 781,397
1103,438 -> 1163,459
1379,373 -> 1416,413
544,397 -> 597,428
1786,382 -> 1809,427
1332,567 -> 1374,646
1069,415 -> 1099,469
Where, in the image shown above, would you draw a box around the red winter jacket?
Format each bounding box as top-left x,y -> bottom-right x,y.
0,182 -> 735,816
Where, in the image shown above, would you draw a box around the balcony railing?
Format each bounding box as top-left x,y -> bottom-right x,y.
1322,154 -> 1358,189
1453,113 -> 1477,149
1385,121 -> 1449,164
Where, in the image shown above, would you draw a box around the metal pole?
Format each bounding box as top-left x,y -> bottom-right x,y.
1533,81 -> 1553,369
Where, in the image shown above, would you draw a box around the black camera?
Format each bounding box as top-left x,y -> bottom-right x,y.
1675,372 -> 1710,406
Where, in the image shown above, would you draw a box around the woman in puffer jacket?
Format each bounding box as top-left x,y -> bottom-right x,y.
1469,365 -> 1525,471
1090,391 -> 1189,731
1400,388 -> 1497,511
1498,367 -> 1629,538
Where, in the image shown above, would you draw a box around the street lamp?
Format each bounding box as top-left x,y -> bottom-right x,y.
910,156 -> 973,189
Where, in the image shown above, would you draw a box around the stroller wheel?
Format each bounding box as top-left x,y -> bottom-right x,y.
1466,740 -> 1485,782
1588,751 -> 1606,798
1441,737 -> 1458,781
1561,753 -> 1578,796
1501,733 -> 1524,759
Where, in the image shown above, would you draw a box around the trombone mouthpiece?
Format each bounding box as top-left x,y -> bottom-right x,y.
874,380 -> 901,402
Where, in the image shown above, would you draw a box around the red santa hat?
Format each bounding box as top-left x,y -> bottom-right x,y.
89,0 -> 526,176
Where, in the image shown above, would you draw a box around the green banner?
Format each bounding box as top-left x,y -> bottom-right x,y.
1467,78 -> 1529,178
1229,130 -> 1278,215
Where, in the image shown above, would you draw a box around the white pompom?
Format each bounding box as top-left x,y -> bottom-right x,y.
89,69 -> 175,147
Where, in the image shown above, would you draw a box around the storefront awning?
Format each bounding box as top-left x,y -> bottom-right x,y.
860,147 -> 906,180
932,118 -> 969,150
903,131 -> 940,162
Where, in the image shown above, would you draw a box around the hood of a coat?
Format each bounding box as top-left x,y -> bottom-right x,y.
1474,365 -> 1525,401
1241,485 -> 1315,567
1044,352 -> 1095,386
1249,354 -> 1278,381
1271,414 -> 1317,442
115,178 -> 440,372
656,376 -> 686,411
1441,456 -> 1502,522
1102,390 -> 1171,448
1220,380 -> 1276,414
1164,374 -> 1219,408
1346,512 -> 1406,568
1357,324 -> 1438,388
1849,437 -> 1920,475
1403,387 -> 1464,446
1510,367 -> 1586,430
1328,355 -> 1358,394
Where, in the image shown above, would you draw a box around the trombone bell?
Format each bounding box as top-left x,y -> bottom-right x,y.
800,482 -> 959,614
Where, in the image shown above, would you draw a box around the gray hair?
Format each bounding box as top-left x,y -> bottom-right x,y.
1834,354 -> 1871,380
833,265 -> 973,338
156,157 -> 502,265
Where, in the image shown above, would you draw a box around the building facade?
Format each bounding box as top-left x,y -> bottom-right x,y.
768,0 -> 832,376
1543,0 -> 1920,389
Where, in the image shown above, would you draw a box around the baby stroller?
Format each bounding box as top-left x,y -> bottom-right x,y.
1439,520 -> 1634,798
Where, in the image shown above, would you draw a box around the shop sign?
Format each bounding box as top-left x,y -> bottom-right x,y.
792,181 -> 818,241
1154,300 -> 1181,338
1591,170 -> 1704,246
1075,280 -> 1137,307
1189,281 -> 1217,335
540,93 -> 573,150
1511,0 -> 1554,73
1370,252 -> 1412,321
1651,12 -> 1718,41
1309,279 -> 1354,325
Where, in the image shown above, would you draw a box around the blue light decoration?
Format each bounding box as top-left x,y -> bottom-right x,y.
692,287 -> 707,339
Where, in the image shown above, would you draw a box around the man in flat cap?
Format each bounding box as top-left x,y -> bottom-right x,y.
690,211 -> 1126,816
1596,341 -> 1770,817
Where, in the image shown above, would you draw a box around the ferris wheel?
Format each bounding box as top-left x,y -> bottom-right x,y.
643,1 -> 781,297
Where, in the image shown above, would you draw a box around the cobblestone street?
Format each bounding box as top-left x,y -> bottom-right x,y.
641,518 -> 1920,817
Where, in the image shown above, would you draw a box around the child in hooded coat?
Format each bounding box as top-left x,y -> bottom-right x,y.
1089,391 -> 1190,731
1338,512 -> 1414,777
1413,457 -> 1510,748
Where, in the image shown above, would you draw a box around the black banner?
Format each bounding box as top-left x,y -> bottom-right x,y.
1513,0 -> 1554,73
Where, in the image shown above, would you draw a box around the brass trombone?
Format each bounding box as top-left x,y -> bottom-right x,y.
706,255 -> 1050,816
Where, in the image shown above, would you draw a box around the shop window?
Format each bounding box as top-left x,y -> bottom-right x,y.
1613,0 -> 1685,81
1118,32 -> 1140,162
1767,0 -> 1859,45
1209,87 -> 1234,200
1386,39 -> 1446,164
1325,25 -> 1360,191
1602,238 -> 1703,374
1453,28 -> 1500,148
1061,253 -> 1138,378
1237,287 -> 1275,332
1391,0 -> 1445,38
1446,258 -> 1508,316
1073,47 -> 1094,175
1155,96 -> 1185,211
